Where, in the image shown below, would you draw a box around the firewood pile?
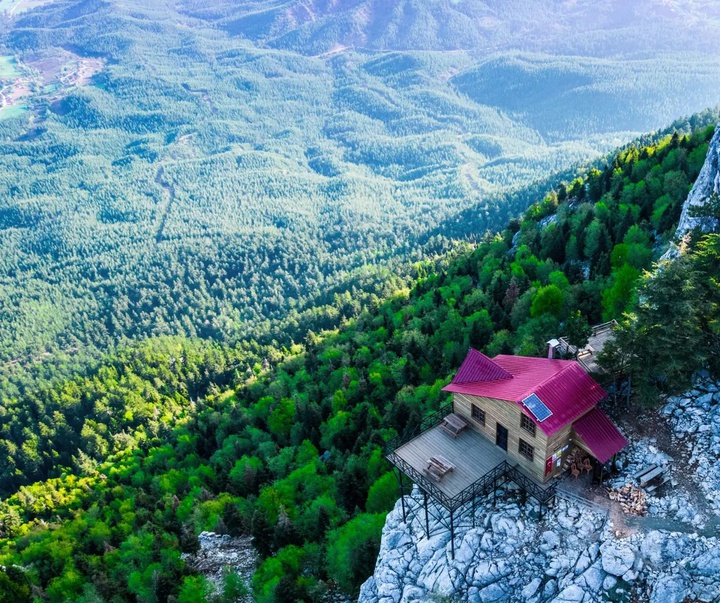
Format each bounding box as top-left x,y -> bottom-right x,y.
606,484 -> 648,516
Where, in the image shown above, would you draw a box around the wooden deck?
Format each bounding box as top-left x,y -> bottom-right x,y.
558,320 -> 617,374
393,425 -> 509,498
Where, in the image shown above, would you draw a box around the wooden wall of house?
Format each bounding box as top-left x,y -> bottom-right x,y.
453,392 -> 558,482
545,423 -> 573,479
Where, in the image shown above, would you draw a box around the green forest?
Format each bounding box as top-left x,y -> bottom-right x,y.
1,0 -> 720,399
1,122 -> 718,603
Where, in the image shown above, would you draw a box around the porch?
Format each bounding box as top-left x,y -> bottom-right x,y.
386,404 -> 556,558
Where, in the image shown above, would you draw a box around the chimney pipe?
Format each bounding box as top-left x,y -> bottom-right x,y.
546,339 -> 560,360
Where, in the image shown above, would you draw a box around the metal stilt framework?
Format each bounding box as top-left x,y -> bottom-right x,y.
386,405 -> 558,560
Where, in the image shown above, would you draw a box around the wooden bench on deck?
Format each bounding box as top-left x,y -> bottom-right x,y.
424,455 -> 455,482
439,413 -> 468,438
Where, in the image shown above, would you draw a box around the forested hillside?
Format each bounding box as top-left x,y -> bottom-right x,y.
1,123 -> 718,603
1,0 -> 720,391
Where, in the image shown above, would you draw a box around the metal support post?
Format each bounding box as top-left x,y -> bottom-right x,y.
423,490 -> 430,537
449,508 -> 455,560
395,468 -> 406,523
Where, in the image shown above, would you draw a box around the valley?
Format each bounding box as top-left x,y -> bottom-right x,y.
1,117 -> 718,603
0,1 -> 719,602
0,0 -> 717,392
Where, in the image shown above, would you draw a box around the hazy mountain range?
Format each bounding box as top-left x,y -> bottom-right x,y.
0,0 -> 718,381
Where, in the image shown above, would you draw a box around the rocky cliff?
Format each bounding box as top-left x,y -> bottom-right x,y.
664,124 -> 720,257
360,377 -> 720,603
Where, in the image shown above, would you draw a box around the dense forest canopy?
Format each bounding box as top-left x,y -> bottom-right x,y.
0,0 -> 719,394
1,122 -> 718,603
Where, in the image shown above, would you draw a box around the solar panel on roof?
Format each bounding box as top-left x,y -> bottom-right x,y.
522,393 -> 553,422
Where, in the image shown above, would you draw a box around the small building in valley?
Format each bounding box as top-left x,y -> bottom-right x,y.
442,349 -> 627,483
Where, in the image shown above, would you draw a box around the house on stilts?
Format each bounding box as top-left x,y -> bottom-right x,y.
386,349 -> 627,558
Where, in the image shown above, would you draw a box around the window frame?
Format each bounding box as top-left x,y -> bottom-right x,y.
519,438 -> 535,462
520,413 -> 536,437
470,403 -> 485,425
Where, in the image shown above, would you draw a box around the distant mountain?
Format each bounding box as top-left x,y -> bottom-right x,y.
0,0 -> 719,390
176,0 -> 720,139
177,0 -> 720,57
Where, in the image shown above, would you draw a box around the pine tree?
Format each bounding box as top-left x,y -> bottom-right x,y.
602,256 -> 705,403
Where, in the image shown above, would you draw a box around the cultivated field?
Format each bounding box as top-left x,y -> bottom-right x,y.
0,0 -> 55,16
0,55 -> 18,78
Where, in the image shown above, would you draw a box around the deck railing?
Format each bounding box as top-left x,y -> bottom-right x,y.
504,464 -> 557,505
384,399 -> 454,454
386,451 -> 556,512
385,400 -> 556,512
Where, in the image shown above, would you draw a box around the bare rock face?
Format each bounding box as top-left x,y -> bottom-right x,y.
663,124 -> 720,258
359,378 -> 720,603
182,532 -> 256,600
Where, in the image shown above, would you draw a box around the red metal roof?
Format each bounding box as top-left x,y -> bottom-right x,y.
443,353 -> 607,436
572,407 -> 628,463
453,349 -> 513,383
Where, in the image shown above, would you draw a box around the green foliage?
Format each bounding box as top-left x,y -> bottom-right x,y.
178,576 -> 212,603
326,514 -> 386,594
0,566 -> 31,603
0,122 -> 715,603
602,233 -> 720,401
366,472 -> 400,513
220,569 -> 249,603
531,285 -> 565,318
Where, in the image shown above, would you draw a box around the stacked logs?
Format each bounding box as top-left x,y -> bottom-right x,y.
607,484 -> 648,516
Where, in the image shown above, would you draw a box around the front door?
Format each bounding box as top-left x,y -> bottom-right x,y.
496,423 -> 508,451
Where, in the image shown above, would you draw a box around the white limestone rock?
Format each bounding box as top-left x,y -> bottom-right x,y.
577,563 -> 605,592
599,541 -> 636,577
663,124 -> 720,259
520,577 -> 542,600
478,581 -> 509,603
693,546 -> 720,576
550,584 -> 586,603
650,574 -> 688,603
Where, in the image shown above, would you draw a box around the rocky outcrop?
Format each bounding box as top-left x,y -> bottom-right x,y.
360,377 -> 720,603
359,491 -> 720,603
661,375 -> 720,517
663,124 -> 720,258
182,532 -> 256,600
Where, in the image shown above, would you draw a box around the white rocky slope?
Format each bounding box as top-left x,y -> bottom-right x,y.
359,378 -> 720,603
182,532 -> 256,600
663,123 -> 720,258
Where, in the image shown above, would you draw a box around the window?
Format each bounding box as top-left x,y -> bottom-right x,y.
471,404 -> 485,425
519,439 -> 534,462
521,413 -> 536,437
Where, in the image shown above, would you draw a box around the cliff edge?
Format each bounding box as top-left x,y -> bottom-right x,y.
663,124 -> 720,257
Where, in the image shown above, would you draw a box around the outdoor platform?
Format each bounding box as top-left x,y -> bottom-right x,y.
392,424 -> 510,499
559,320 -> 617,375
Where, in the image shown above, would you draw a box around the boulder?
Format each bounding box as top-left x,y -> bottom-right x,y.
650,574 -> 688,603
550,584 -> 587,603
600,542 -> 636,577
578,563 -> 605,592
491,514 -> 520,539
693,546 -> 720,576
521,577 -> 542,600
479,582 -> 508,603
603,576 -> 617,591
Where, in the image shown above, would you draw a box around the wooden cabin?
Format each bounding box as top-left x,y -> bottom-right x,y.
442,349 -> 627,483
